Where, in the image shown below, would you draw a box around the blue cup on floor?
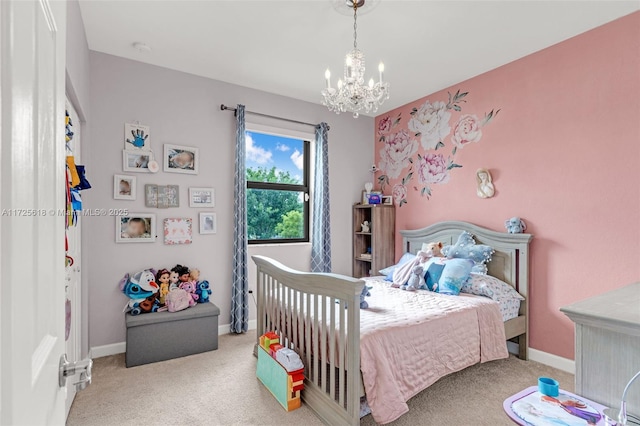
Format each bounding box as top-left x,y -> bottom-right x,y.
538,377 -> 559,397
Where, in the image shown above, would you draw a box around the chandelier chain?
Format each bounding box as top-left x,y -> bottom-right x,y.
353,4 -> 358,49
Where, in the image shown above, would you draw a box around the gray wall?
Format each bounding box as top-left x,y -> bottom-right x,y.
66,0 -> 91,358
86,52 -> 373,350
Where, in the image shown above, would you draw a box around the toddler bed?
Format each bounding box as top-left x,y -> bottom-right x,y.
253,221 -> 532,425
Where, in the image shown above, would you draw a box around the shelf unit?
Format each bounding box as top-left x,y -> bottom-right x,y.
352,204 -> 395,278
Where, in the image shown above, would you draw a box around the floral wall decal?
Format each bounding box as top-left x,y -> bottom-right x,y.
376,89 -> 499,206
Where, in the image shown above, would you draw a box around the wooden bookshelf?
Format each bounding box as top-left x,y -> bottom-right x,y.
352,204 -> 395,278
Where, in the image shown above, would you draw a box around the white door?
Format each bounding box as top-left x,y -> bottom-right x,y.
0,1 -> 68,424
64,99 -> 82,417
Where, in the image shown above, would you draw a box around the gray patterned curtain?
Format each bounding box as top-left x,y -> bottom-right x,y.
311,122 -> 331,272
231,105 -> 248,333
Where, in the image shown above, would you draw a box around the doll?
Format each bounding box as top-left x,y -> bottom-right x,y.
189,268 -> 200,283
172,264 -> 190,284
169,271 -> 180,291
156,269 -> 171,305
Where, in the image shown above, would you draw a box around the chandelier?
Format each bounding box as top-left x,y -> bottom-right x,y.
321,0 -> 389,118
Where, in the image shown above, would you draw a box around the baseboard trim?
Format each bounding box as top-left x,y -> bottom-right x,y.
89,320 -> 257,358
218,319 -> 257,336
529,348 -> 575,374
90,342 -> 126,358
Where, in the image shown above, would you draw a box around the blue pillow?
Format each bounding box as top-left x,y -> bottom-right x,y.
442,231 -> 494,275
424,260 -> 445,291
379,252 -> 416,281
437,258 -> 474,295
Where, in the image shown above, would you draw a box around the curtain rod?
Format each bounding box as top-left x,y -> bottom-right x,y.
220,104 -> 330,131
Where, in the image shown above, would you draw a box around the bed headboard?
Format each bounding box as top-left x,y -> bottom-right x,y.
400,221 -> 533,299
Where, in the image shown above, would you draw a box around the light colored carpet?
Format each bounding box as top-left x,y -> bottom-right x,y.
67,333 -> 574,425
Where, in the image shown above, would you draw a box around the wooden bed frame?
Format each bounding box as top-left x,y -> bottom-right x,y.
253,221 -> 532,426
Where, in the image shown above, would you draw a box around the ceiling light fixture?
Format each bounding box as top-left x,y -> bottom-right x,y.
321,0 -> 389,118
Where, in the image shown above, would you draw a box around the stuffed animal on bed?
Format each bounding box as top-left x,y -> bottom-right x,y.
179,280 -> 199,304
195,280 -> 212,304
404,265 -> 427,291
421,242 -> 444,259
119,268 -> 160,315
360,285 -> 372,309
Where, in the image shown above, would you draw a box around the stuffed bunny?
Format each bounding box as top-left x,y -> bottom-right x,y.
404,265 -> 426,291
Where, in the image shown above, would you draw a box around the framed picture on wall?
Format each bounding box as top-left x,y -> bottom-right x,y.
113,174 -> 136,200
189,187 -> 214,207
145,184 -> 179,208
124,122 -> 150,150
199,212 -> 216,234
163,218 -> 193,245
163,144 -> 199,174
123,150 -> 153,173
145,184 -> 158,208
116,214 -> 156,243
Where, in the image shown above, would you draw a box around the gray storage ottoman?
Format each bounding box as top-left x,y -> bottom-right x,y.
125,302 -> 220,367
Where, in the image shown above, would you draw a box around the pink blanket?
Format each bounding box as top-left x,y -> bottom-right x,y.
359,277 -> 508,424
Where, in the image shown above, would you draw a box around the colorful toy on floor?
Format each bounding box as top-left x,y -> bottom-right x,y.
257,332 -> 305,412
260,331 -> 280,351
119,268 -> 160,315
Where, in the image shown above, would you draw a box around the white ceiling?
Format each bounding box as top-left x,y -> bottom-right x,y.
78,0 -> 639,116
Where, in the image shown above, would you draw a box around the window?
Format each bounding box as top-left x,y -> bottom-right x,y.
246,130 -> 310,244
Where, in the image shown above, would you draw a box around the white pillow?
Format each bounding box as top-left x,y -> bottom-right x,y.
461,273 -> 524,302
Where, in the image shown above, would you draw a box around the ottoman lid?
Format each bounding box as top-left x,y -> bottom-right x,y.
126,302 -> 220,327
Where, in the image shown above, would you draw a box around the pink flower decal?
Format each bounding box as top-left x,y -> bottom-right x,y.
417,153 -> 450,185
378,130 -> 418,179
451,114 -> 482,149
392,184 -> 407,206
377,116 -> 392,135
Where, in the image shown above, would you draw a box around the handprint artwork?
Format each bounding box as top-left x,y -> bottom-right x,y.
124,123 -> 150,150
126,129 -> 148,148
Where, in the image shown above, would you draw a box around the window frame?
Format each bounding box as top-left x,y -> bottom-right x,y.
246,130 -> 311,245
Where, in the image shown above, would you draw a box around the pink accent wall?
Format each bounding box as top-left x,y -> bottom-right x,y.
374,12 -> 640,360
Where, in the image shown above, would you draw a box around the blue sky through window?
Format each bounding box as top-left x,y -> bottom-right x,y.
246,131 -> 304,184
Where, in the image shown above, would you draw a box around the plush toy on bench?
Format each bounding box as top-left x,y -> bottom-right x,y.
119,268 -> 160,315
196,281 -> 212,304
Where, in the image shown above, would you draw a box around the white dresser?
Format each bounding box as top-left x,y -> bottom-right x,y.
561,282 -> 640,417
